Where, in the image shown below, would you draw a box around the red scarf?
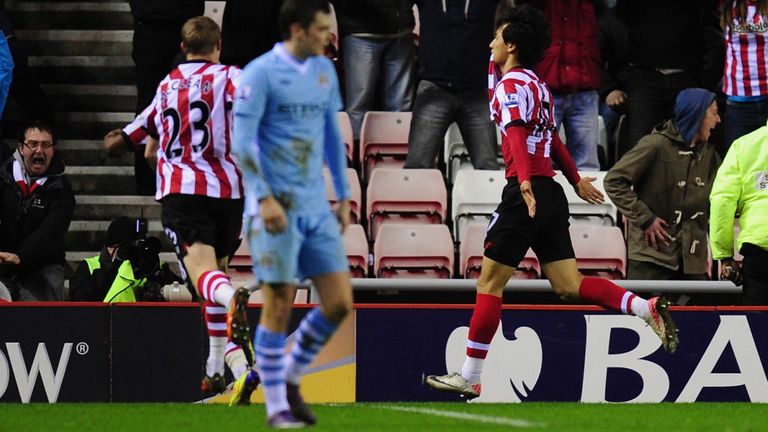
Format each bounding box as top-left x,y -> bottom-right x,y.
13,159 -> 47,198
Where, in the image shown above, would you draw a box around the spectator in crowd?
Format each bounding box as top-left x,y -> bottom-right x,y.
710,123 -> 768,305
332,0 -> 416,139
220,0 -> 284,68
526,0 -> 601,171
605,88 -> 721,281
404,0 -> 508,171
0,121 -> 75,301
611,0 -> 723,157
597,3 -> 629,167
128,0 -> 204,195
0,5 -> 52,130
70,217 -> 184,303
721,0 -> 768,150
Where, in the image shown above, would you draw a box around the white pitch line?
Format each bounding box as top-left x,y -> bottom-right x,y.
376,405 -> 542,428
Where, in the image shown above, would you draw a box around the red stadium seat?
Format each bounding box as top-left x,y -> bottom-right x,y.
337,111 -> 354,163
374,224 -> 454,278
343,224 -> 369,278
459,222 -> 539,279
570,224 -> 626,279
366,168 -> 447,238
359,111 -> 411,182
324,166 -> 362,223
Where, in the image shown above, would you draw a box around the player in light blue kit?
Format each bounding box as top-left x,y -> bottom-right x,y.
230,0 -> 352,428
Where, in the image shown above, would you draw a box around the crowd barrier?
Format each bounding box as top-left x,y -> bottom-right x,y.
1,293 -> 766,404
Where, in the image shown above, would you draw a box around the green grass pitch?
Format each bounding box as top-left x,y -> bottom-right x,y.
2,402 -> 766,431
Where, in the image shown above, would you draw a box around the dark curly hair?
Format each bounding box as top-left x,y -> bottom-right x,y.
495,4 -> 551,68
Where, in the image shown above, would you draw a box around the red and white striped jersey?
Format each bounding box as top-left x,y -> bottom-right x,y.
122,103 -> 154,149
145,61 -> 244,200
489,67 -> 558,179
724,1 -> 768,97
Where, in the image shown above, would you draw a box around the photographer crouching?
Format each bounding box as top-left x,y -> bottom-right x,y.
70,217 -> 186,302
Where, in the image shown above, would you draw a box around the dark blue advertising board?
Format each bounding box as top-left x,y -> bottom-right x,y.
0,303 -> 110,402
356,306 -> 768,403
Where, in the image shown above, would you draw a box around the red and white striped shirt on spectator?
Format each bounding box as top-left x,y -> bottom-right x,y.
724,1 -> 768,97
145,61 -> 244,200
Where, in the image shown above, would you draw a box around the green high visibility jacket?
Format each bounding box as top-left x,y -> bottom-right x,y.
84,256 -> 146,303
709,124 -> 768,259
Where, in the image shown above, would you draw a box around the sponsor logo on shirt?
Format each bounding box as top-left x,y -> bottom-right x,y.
319,74 -> 329,87
504,93 -> 519,107
237,85 -> 253,101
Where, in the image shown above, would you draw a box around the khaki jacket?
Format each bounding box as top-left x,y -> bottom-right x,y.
604,120 -> 721,274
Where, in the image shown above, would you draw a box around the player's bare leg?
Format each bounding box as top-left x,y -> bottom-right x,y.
543,259 -> 678,352
426,257 -> 514,398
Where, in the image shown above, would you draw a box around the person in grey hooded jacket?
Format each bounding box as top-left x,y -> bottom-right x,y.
604,88 -> 721,281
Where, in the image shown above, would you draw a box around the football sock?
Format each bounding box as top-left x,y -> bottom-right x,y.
256,326 -> 289,417
630,295 -> 650,319
285,307 -> 338,385
461,293 -> 502,384
578,277 -> 635,314
204,301 -> 227,376
225,342 -> 249,380
197,270 -> 236,307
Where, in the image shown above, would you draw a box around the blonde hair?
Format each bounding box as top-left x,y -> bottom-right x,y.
722,0 -> 768,29
181,16 -> 220,55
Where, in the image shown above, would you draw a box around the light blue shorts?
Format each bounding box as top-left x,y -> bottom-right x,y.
248,210 -> 348,283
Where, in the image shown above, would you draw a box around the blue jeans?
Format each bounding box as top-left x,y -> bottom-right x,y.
404,80 -> 500,170
342,34 -> 416,138
553,90 -> 600,171
724,99 -> 768,150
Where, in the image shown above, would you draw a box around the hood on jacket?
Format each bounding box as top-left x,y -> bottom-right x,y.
673,88 -> 716,146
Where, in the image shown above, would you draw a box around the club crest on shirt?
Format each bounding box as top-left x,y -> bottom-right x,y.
319,73 -> 329,87
238,85 -> 253,101
504,93 -> 519,107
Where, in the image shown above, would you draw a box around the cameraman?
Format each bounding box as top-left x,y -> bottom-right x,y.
70,217 -> 182,302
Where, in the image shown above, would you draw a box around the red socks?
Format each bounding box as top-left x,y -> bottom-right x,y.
578,277 -> 632,314
466,294 -> 502,359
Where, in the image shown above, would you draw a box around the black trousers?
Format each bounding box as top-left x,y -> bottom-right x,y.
131,17 -> 184,195
741,243 -> 768,306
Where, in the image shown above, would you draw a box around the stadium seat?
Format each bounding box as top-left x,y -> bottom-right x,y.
553,170 -> 618,225
459,222 -> 540,279
324,166 -> 362,223
337,111 -> 354,163
359,111 -> 412,182
443,122 -> 469,183
366,168 -> 447,238
343,224 -> 369,278
570,224 -> 626,279
452,168 -> 505,242
374,224 -> 454,278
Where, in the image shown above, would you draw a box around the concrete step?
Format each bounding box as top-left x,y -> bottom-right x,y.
2,111 -> 134,140
66,219 -> 173,252
67,165 -> 136,194
43,84 -> 136,112
2,138 -> 134,166
30,56 -> 134,85
60,140 -> 133,166
73,195 -> 160,220
11,2 -> 132,30
16,30 -> 132,56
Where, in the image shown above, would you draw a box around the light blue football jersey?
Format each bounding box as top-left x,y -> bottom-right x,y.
233,43 -> 350,215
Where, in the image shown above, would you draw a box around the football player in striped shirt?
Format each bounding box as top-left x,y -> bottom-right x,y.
231,0 -> 352,427
426,4 -> 679,400
141,16 -> 258,400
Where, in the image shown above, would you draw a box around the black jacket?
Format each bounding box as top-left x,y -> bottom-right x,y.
332,0 -> 415,36
0,153 -> 75,278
